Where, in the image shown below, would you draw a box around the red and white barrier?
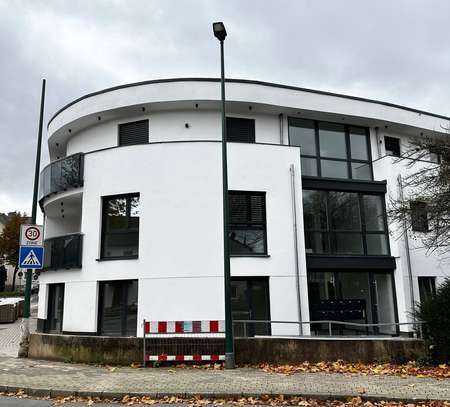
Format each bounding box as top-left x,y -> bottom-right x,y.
146,354 -> 225,362
144,320 -> 225,334
143,319 -> 225,366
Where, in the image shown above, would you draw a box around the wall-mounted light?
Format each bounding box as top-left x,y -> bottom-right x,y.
68,128 -> 72,133
195,103 -> 199,109
98,116 -> 101,121
142,107 -> 146,112
248,105 -> 252,111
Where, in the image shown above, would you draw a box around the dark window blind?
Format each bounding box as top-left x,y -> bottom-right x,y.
226,117 -> 255,143
119,120 -> 149,146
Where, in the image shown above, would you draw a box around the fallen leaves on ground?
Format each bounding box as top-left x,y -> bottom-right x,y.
1,391 -> 450,406
254,360 -> 450,379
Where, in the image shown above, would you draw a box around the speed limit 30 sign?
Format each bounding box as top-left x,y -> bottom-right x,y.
20,224 -> 44,247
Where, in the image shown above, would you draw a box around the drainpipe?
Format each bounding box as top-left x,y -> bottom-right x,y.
397,174 -> 416,329
290,164 -> 303,335
279,114 -> 284,145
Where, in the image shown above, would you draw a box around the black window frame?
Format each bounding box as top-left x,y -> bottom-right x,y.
228,190 -> 268,256
97,279 -> 138,337
410,201 -> 429,233
45,283 -> 65,334
288,118 -> 373,180
384,136 -> 401,157
303,189 -> 390,257
226,117 -> 256,143
100,193 -> 140,260
418,276 -> 436,303
118,119 -> 149,147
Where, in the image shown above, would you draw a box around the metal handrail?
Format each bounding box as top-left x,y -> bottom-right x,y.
233,319 -> 425,338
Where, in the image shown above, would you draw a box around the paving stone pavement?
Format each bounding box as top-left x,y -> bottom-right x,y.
0,356 -> 448,401
0,318 -> 37,358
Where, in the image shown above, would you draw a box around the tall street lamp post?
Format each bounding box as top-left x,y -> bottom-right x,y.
212,21 -> 235,369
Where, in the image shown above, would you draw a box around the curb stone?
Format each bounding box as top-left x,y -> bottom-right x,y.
0,385 -> 440,403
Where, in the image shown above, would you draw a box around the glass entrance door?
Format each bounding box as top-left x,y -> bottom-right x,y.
308,271 -> 397,336
231,277 -> 271,337
98,280 -> 138,336
47,283 -> 64,333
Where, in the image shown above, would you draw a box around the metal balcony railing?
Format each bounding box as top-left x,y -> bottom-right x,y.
39,153 -> 84,200
43,233 -> 83,270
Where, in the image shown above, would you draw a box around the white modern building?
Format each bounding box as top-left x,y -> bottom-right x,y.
37,78 -> 449,337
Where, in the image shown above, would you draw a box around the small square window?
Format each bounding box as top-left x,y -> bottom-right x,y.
385,136 -> 401,157
226,117 -> 255,143
119,120 -> 149,146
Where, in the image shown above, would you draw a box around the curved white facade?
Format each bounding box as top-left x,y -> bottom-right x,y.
38,78 -> 449,338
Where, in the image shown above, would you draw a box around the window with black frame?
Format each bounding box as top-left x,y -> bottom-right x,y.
288,118 -> 372,180
101,193 -> 140,259
302,189 -> 389,256
98,280 -> 138,336
229,191 -> 267,255
411,201 -> 429,232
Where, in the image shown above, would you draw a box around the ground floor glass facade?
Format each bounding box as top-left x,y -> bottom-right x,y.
307,270 -> 397,336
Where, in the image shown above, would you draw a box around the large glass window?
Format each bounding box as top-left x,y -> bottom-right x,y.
46,283 -> 64,334
308,271 -> 397,336
288,118 -> 372,180
229,191 -> 267,255
303,190 -> 389,256
101,194 -> 140,259
98,280 -> 138,336
231,277 -> 271,337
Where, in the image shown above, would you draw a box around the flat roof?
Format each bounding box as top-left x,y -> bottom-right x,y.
48,77 -> 450,128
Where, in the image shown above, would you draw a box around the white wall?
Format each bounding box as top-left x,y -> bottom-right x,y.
66,110 -> 281,157
39,141 -> 308,335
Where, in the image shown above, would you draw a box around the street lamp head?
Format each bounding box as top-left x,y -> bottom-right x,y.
213,22 -> 227,41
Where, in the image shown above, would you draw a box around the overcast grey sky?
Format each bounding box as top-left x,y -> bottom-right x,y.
1,0 -> 449,215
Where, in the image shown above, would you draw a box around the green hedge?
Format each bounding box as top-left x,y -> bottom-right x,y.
0,291 -> 24,298
417,278 -> 450,364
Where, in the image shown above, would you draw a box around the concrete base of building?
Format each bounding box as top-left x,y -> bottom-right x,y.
28,333 -> 426,365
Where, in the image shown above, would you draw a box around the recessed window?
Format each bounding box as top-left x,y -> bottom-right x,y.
288,119 -> 372,180
101,193 -> 140,259
226,117 -> 255,143
119,120 -> 149,146
418,277 -> 436,303
98,280 -> 138,336
46,283 -> 64,334
384,136 -> 401,157
229,191 -> 267,255
411,201 -> 429,232
303,190 -> 389,256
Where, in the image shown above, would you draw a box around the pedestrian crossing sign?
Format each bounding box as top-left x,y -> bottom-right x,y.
19,246 -> 44,269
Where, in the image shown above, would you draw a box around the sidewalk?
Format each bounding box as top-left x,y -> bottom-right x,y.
0,356 -> 449,402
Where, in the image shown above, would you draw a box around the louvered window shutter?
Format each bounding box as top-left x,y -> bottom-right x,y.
118,120 -> 149,146
226,117 -> 255,143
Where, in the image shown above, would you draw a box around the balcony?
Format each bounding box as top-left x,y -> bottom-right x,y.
43,234 -> 83,270
39,153 -> 84,201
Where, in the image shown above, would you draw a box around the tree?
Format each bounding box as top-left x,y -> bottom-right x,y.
0,212 -> 28,291
388,132 -> 450,255
416,278 -> 450,363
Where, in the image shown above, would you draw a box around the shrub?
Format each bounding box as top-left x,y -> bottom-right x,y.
0,291 -> 23,298
416,278 -> 450,364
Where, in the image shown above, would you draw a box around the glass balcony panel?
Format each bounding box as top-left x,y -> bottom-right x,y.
43,234 -> 82,270
39,153 -> 84,200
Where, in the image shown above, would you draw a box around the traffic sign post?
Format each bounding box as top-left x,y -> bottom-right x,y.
20,224 -> 43,247
18,79 -> 46,359
19,246 -> 44,269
